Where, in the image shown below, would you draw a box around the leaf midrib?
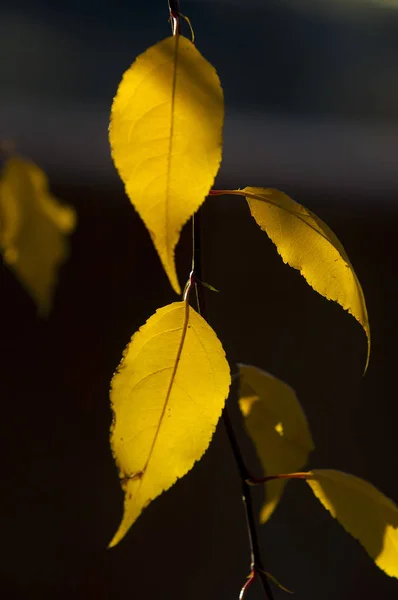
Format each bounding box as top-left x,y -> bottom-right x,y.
141,300 -> 190,478
165,34 -> 179,257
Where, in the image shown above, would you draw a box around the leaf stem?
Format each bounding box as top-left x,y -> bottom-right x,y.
169,0 -> 181,35
247,472 -> 310,486
239,570 -> 257,599
192,207 -> 275,600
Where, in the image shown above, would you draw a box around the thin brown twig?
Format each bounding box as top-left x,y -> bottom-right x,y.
239,570 -> 257,600
247,472 -> 310,486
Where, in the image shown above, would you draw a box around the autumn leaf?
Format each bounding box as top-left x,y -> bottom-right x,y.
0,156 -> 76,316
109,300 -> 230,546
212,187 -> 370,370
109,35 -> 224,293
306,470 -> 398,578
238,364 -> 314,522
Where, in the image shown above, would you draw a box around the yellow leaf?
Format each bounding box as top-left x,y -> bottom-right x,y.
0,157 -> 76,316
217,187 -> 370,370
109,300 -> 230,546
238,364 -> 314,523
307,469 -> 398,578
109,35 -> 224,293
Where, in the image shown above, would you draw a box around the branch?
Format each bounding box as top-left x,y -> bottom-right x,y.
168,3 -> 275,597
192,209 -> 275,600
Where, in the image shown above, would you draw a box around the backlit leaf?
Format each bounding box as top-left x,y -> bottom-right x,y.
214,187 -> 370,369
307,470 -> 398,578
109,35 -> 224,293
246,187 -> 370,368
109,300 -> 230,546
0,156 -> 76,316
238,364 -> 314,522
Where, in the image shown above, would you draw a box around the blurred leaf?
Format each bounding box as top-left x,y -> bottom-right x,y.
223,187 -> 370,370
0,156 -> 76,316
109,35 -> 224,293
307,470 -> 398,578
109,300 -> 230,546
238,364 -> 314,522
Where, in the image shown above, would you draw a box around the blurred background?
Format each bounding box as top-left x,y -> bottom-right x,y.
1,0 -> 398,598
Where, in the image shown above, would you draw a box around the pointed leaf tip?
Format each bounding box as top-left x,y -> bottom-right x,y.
109,35 -> 224,293
109,301 -> 230,545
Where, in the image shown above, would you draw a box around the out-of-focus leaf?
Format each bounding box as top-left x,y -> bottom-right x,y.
307,469 -> 398,578
109,300 -> 230,546
109,35 -> 224,293
238,364 -> 314,522
0,156 -> 76,316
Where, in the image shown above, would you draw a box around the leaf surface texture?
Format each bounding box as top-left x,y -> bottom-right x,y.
225,187 -> 370,367
109,35 -> 224,293
238,364 -> 314,522
0,157 -> 76,315
307,469 -> 398,578
110,301 -> 230,546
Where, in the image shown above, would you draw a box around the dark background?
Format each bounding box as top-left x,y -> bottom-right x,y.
1,1 -> 398,598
